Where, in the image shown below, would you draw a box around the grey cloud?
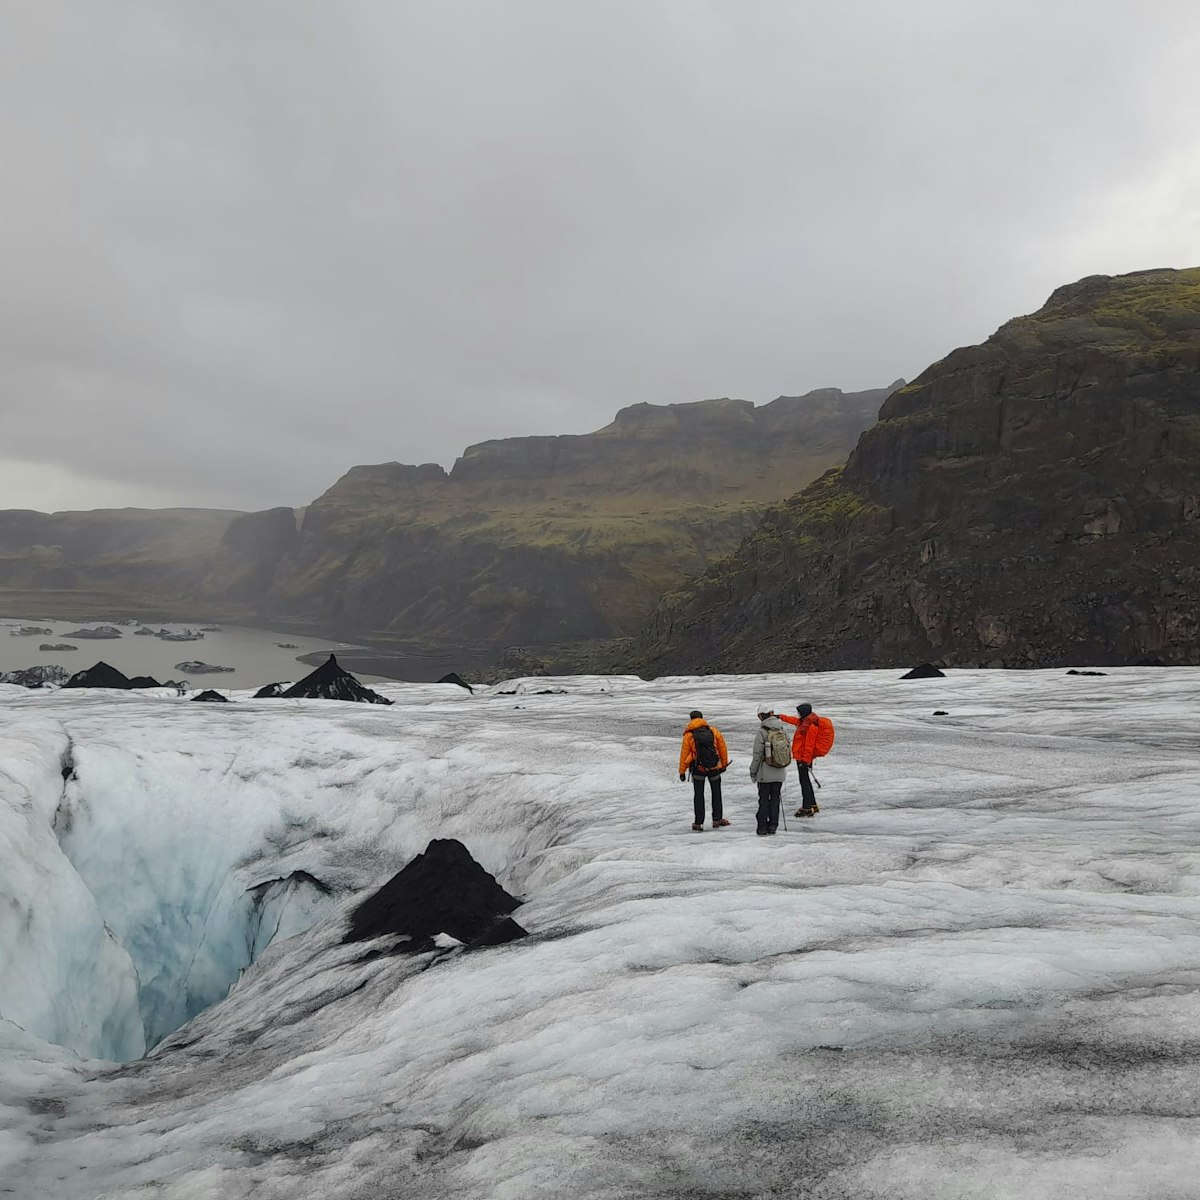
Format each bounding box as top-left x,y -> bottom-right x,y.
2,0 -> 1199,511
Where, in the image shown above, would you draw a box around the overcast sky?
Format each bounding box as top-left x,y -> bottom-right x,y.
2,1 -> 1199,513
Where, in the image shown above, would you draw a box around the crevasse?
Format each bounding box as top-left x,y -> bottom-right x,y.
49,744 -> 343,1057
1,690 -> 562,1062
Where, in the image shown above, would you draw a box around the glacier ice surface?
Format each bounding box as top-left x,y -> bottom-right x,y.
1,668 -> 1199,1198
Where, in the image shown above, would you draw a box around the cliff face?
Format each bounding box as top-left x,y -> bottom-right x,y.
635,268 -> 1200,673
260,386 -> 895,645
202,508 -> 300,603
0,386 -> 892,643
0,508 -> 244,618
449,388 -> 881,501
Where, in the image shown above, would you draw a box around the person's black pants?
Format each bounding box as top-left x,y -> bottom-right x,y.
795,761 -> 816,811
756,781 -> 781,833
692,773 -> 723,824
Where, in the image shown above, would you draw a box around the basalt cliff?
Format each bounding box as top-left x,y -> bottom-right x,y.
633,268 -> 1200,673
0,386 -> 892,648
256,386 -> 893,646
0,508 -> 249,621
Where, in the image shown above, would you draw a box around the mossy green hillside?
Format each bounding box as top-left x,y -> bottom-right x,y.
632,266 -> 1200,675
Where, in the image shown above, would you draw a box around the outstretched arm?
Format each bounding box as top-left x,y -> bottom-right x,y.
778,713 -> 800,728
798,723 -> 817,765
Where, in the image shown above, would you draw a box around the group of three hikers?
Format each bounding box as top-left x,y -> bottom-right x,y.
678,705 -> 826,835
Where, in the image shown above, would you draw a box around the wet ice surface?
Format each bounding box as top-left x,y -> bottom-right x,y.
1,668 -> 1199,1199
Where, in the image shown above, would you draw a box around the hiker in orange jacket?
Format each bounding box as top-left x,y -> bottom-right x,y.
779,703 -> 820,818
679,710 -> 731,831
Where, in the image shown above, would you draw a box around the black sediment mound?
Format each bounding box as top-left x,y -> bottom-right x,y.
437,672 -> 474,693
63,662 -> 133,689
345,838 -> 526,953
192,689 -> 229,702
1067,669 -> 1108,676
901,663 -> 945,679
254,681 -> 289,698
276,654 -> 393,704
127,675 -> 162,689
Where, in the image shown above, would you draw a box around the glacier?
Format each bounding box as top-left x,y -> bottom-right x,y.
1,667 -> 1199,1198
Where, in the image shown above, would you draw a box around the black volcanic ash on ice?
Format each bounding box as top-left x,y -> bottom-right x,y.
275,654 -> 393,704
63,662 -> 134,689
345,839 -> 527,953
901,662 -> 945,679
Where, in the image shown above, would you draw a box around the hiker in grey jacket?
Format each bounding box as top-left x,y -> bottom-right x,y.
749,709 -> 788,835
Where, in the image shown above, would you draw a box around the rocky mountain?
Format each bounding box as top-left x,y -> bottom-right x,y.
0,386 -> 894,652
202,507 -> 301,603
0,507 -> 244,621
633,268 -> 1200,673
259,386 -> 896,646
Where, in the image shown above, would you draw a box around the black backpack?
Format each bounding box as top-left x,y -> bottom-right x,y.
692,725 -> 722,773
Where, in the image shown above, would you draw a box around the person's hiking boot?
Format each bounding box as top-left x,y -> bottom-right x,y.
692,823 -> 705,832
810,802 -> 820,814
756,828 -> 769,836
713,818 -> 730,828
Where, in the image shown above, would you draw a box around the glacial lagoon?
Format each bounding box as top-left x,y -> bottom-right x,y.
0,618 -> 382,689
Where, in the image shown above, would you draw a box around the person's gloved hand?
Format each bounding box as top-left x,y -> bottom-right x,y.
748,768 -> 756,780
800,760 -> 812,769
679,773 -> 686,782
